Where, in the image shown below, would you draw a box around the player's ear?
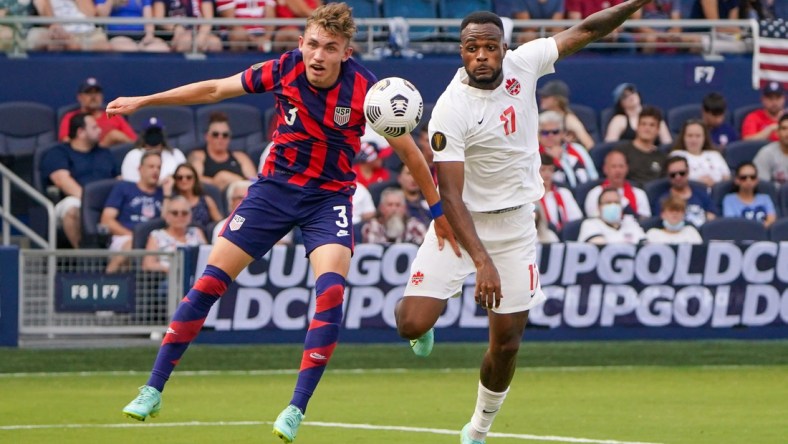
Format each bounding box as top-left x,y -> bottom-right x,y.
342,45 -> 353,61
298,35 -> 304,50
502,41 -> 508,52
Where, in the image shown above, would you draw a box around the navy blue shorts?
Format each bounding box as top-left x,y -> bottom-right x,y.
219,178 -> 354,259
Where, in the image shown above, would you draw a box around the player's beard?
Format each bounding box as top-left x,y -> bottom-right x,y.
385,216 -> 405,241
465,66 -> 503,87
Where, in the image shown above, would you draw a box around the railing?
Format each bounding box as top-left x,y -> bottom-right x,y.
0,16 -> 758,57
0,161 -> 55,250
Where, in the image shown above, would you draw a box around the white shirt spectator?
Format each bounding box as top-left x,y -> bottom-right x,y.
122,148 -> 186,183
578,215 -> 645,244
646,226 -> 703,244
671,150 -> 730,185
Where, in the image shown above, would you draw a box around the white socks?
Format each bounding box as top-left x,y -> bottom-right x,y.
469,381 -> 509,440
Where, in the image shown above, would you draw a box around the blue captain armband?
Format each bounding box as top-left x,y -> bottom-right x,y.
430,201 -> 444,219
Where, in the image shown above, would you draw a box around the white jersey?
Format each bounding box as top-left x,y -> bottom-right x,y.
429,37 -> 559,212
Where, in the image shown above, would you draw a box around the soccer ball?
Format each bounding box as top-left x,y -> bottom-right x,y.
363,77 -> 424,138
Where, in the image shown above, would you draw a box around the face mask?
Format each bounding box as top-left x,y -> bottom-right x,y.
663,219 -> 685,232
601,203 -> 622,224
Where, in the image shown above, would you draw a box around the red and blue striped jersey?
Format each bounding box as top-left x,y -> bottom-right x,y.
241,49 -> 377,195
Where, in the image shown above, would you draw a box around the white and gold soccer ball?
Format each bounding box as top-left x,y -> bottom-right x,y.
363,77 -> 424,138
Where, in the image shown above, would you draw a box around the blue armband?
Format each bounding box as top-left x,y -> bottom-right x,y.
430,201 -> 444,219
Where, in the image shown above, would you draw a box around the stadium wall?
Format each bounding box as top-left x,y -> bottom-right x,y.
0,246 -> 19,347
0,53 -> 760,115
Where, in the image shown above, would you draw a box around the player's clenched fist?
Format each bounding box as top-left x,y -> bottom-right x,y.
106,97 -> 145,117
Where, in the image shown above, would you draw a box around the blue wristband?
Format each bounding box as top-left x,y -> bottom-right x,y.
430,201 -> 444,219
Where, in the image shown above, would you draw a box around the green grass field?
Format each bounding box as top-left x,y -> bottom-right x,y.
1,341 -> 787,444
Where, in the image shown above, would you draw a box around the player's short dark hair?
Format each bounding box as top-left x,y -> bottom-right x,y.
461,11 -> 504,34
68,112 -> 90,140
639,105 -> 662,123
702,92 -> 727,115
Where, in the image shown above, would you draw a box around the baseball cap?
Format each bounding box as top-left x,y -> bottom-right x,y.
612,82 -> 637,103
78,77 -> 102,93
538,80 -> 570,99
762,81 -> 785,96
143,117 -> 165,146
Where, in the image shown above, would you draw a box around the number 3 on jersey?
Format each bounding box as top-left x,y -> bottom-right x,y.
284,106 -> 298,126
499,106 -> 517,136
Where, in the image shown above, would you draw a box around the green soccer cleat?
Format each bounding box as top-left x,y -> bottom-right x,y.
460,422 -> 486,444
122,385 -> 162,421
409,328 -> 434,357
272,404 -> 305,443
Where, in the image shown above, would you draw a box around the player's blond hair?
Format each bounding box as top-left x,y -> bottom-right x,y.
306,2 -> 356,43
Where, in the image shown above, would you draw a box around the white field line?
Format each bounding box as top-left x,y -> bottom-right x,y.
0,364 -> 767,379
0,420 -> 665,444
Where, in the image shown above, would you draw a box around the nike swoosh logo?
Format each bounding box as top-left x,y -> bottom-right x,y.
482,408 -> 499,414
477,118 -> 483,124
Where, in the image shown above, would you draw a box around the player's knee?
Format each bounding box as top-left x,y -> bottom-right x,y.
489,338 -> 521,361
396,318 -> 426,340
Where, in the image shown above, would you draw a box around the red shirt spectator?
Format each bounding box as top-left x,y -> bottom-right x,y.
58,78 -> 137,146
742,82 -> 786,141
275,0 -> 320,18
216,0 -> 275,35
566,0 -> 624,18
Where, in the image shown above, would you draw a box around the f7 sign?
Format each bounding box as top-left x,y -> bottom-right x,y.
55,273 -> 135,312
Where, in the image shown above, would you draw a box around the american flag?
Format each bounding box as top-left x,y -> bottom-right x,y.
753,19 -> 788,89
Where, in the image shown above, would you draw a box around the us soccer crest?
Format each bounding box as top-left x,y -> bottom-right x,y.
229,214 -> 246,231
334,107 -> 351,126
505,78 -> 521,96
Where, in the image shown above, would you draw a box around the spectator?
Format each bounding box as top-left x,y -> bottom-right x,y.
40,112 -> 119,248
0,0 -> 48,51
216,0 -> 275,52
153,0 -> 222,52
657,157 -> 715,228
617,106 -> 668,186
670,119 -> 730,187
538,110 -> 598,188
95,0 -> 169,52
701,92 -> 738,148
397,164 -> 430,226
121,117 -> 187,182
352,139 -> 390,189
646,195 -> 703,244
164,163 -> 223,234
142,195 -> 207,272
101,152 -> 165,272
352,182 -> 376,226
537,153 -> 582,232
59,77 -> 138,147
534,204 -> 559,243
566,0 -> 636,52
495,0 -> 564,43
212,179 -> 251,242
28,0 -> 110,51
630,0 -> 684,54
722,161 -> 777,227
189,112 -> 257,190
538,80 -> 595,149
689,0 -> 741,35
585,149 -> 651,219
272,0 -> 322,51
604,83 -> 672,145
753,114 -> 788,186
579,187 -> 645,244
361,188 -> 427,245
742,82 -> 786,141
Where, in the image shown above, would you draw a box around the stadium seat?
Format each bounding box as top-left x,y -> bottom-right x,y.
80,178 -> 119,248
196,103 -> 264,153
128,106 -> 199,154
383,0 -> 439,41
572,178 -> 603,217
710,179 -> 778,216
341,0 -> 380,18
600,107 -> 615,138
32,142 -> 63,197
202,183 -> 227,217
368,178 -> 399,208
132,217 -> 166,249
723,140 -> 767,171
571,104 -> 600,143
779,185 -> 788,217
666,103 -> 701,135
588,141 -> 618,173
0,101 -> 56,157
439,0 -> 492,38
56,103 -> 80,130
769,218 -> 788,241
700,217 -> 767,242
560,219 -> 584,242
732,103 -> 760,134
110,142 -> 136,170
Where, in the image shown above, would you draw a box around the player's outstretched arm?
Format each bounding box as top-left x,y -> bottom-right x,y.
105,73 -> 247,117
553,0 -> 652,59
436,161 -> 502,310
386,133 -> 461,257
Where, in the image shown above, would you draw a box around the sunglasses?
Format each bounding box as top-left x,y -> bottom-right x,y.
737,174 -> 757,181
540,129 -> 561,136
210,131 -> 231,139
169,210 -> 190,216
174,174 -> 194,181
668,170 -> 687,178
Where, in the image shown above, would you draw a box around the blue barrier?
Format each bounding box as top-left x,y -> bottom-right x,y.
0,246 -> 19,347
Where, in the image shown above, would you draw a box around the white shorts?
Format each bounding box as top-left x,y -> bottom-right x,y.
109,234 -> 132,251
403,204 -> 545,314
54,196 -> 81,224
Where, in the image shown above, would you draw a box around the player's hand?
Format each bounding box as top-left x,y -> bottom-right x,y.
106,97 -> 144,117
474,257 -> 502,310
433,215 -> 461,257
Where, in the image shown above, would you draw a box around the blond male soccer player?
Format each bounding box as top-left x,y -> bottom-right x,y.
395,3 -> 655,443
108,3 -> 458,442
